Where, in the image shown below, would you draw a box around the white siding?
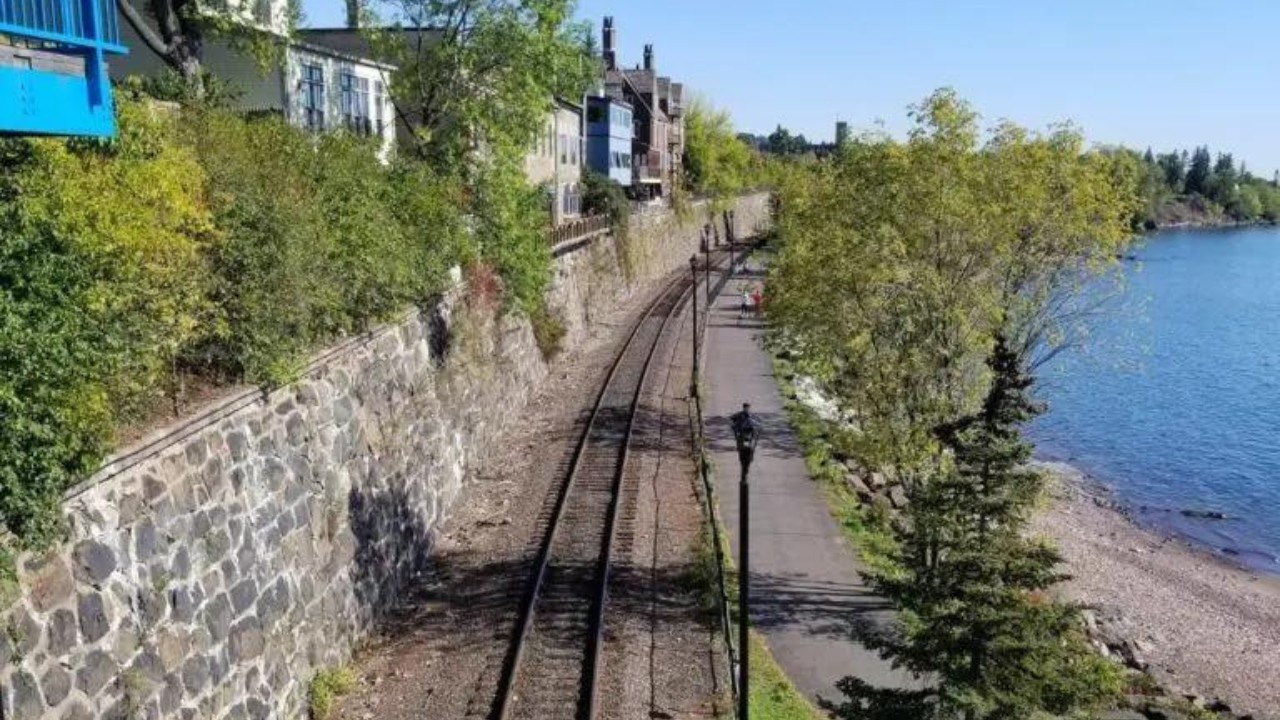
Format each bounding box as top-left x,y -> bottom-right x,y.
284,46 -> 396,162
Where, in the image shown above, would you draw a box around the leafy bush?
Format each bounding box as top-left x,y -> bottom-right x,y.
0,100 -> 213,550
0,98 -> 472,556
308,666 -> 356,719
178,108 -> 468,382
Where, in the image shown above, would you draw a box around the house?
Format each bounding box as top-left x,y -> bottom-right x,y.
585,94 -> 633,185
525,98 -> 585,225
1,0 -> 128,137
600,17 -> 685,199
109,2 -> 397,160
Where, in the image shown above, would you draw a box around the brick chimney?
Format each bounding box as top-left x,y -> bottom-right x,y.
346,0 -> 361,28
603,17 -> 617,70
643,43 -> 654,71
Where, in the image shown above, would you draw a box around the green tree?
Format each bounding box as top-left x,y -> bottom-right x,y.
1156,151 -> 1185,193
835,339 -> 1121,720
365,0 -> 595,168
1206,152 -> 1238,206
1232,183 -> 1262,221
1185,145 -> 1212,195
116,0 -> 298,95
768,89 -> 1136,718
684,99 -> 756,201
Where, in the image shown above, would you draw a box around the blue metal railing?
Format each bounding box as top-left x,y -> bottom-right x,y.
0,0 -> 127,137
0,0 -> 124,51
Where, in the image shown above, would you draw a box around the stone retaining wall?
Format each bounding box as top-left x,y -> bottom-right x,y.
0,193 -> 771,720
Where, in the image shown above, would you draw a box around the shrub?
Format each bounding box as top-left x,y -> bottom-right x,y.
178,109 -> 468,382
0,98 -> 472,556
529,304 -> 566,361
0,99 -> 212,550
308,666 -> 356,719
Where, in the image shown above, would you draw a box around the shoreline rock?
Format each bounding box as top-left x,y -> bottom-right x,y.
1033,466 -> 1280,719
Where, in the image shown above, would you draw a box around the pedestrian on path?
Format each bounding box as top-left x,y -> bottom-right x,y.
739,284 -> 752,322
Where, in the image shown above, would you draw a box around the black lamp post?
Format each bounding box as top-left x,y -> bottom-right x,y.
689,256 -> 699,397
730,402 -> 759,720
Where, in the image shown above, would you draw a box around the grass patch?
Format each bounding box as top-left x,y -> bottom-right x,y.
771,353 -> 897,572
748,631 -> 825,720
529,304 -> 567,361
308,666 -> 356,719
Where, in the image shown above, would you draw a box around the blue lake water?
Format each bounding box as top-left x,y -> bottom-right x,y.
1030,226 -> 1280,573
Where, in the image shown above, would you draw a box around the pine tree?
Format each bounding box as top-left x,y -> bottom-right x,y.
835,337 -> 1121,720
1185,146 -> 1212,195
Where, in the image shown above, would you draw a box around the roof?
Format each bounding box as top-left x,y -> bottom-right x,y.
554,97 -> 583,114
289,37 -> 398,71
297,27 -> 441,63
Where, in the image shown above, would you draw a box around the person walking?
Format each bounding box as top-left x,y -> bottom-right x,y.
739,284 -> 752,323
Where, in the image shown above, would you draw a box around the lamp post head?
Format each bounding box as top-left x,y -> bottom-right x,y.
731,402 -> 759,468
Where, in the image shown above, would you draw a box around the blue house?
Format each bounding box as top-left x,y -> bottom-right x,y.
585,95 -> 633,186
0,0 -> 127,137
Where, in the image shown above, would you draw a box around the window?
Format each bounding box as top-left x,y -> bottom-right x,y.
559,134 -> 567,164
374,81 -> 386,137
340,71 -> 371,135
587,105 -> 604,123
301,64 -> 324,132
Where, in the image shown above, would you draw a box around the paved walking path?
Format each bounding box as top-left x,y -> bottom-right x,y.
702,256 -> 918,708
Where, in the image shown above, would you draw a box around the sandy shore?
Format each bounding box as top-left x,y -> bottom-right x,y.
1031,462 -> 1280,719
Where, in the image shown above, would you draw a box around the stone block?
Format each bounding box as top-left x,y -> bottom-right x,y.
41,664 -> 71,707
160,673 -> 184,714
203,594 -> 233,642
77,591 -> 111,643
75,649 -> 118,696
181,655 -> 209,695
227,617 -> 264,662
8,670 -> 43,719
72,539 -> 117,584
3,608 -> 38,663
135,517 -> 159,562
47,608 -> 78,656
226,431 -> 250,462
27,553 -> 75,612
229,579 -> 257,616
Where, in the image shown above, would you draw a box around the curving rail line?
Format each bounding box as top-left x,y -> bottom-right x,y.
492,264 -> 707,720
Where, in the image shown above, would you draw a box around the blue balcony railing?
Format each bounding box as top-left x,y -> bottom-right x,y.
0,0 -> 124,51
0,0 -> 128,137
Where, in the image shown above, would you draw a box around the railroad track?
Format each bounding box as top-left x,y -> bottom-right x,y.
492,264 -> 706,720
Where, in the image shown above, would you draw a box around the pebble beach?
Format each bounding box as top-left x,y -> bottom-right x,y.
1032,462 -> 1280,719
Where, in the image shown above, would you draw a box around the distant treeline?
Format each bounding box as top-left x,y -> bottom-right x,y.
1119,146 -> 1277,228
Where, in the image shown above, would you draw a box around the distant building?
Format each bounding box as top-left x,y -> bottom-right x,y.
585,95 -> 633,185
836,121 -> 850,147
601,17 -> 685,199
110,6 -> 397,160
525,99 -> 585,224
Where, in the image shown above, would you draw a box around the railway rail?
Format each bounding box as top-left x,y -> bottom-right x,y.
492,261 -> 710,720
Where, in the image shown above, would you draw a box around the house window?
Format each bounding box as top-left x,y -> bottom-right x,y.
559,134 -> 567,164
587,105 -> 604,123
374,81 -> 386,137
301,64 -> 325,132
340,72 -> 371,136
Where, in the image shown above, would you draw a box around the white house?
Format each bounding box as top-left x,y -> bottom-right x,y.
525,99 -> 585,225
109,1 -> 397,160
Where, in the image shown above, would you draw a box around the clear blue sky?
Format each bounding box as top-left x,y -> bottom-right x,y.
300,0 -> 1280,175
